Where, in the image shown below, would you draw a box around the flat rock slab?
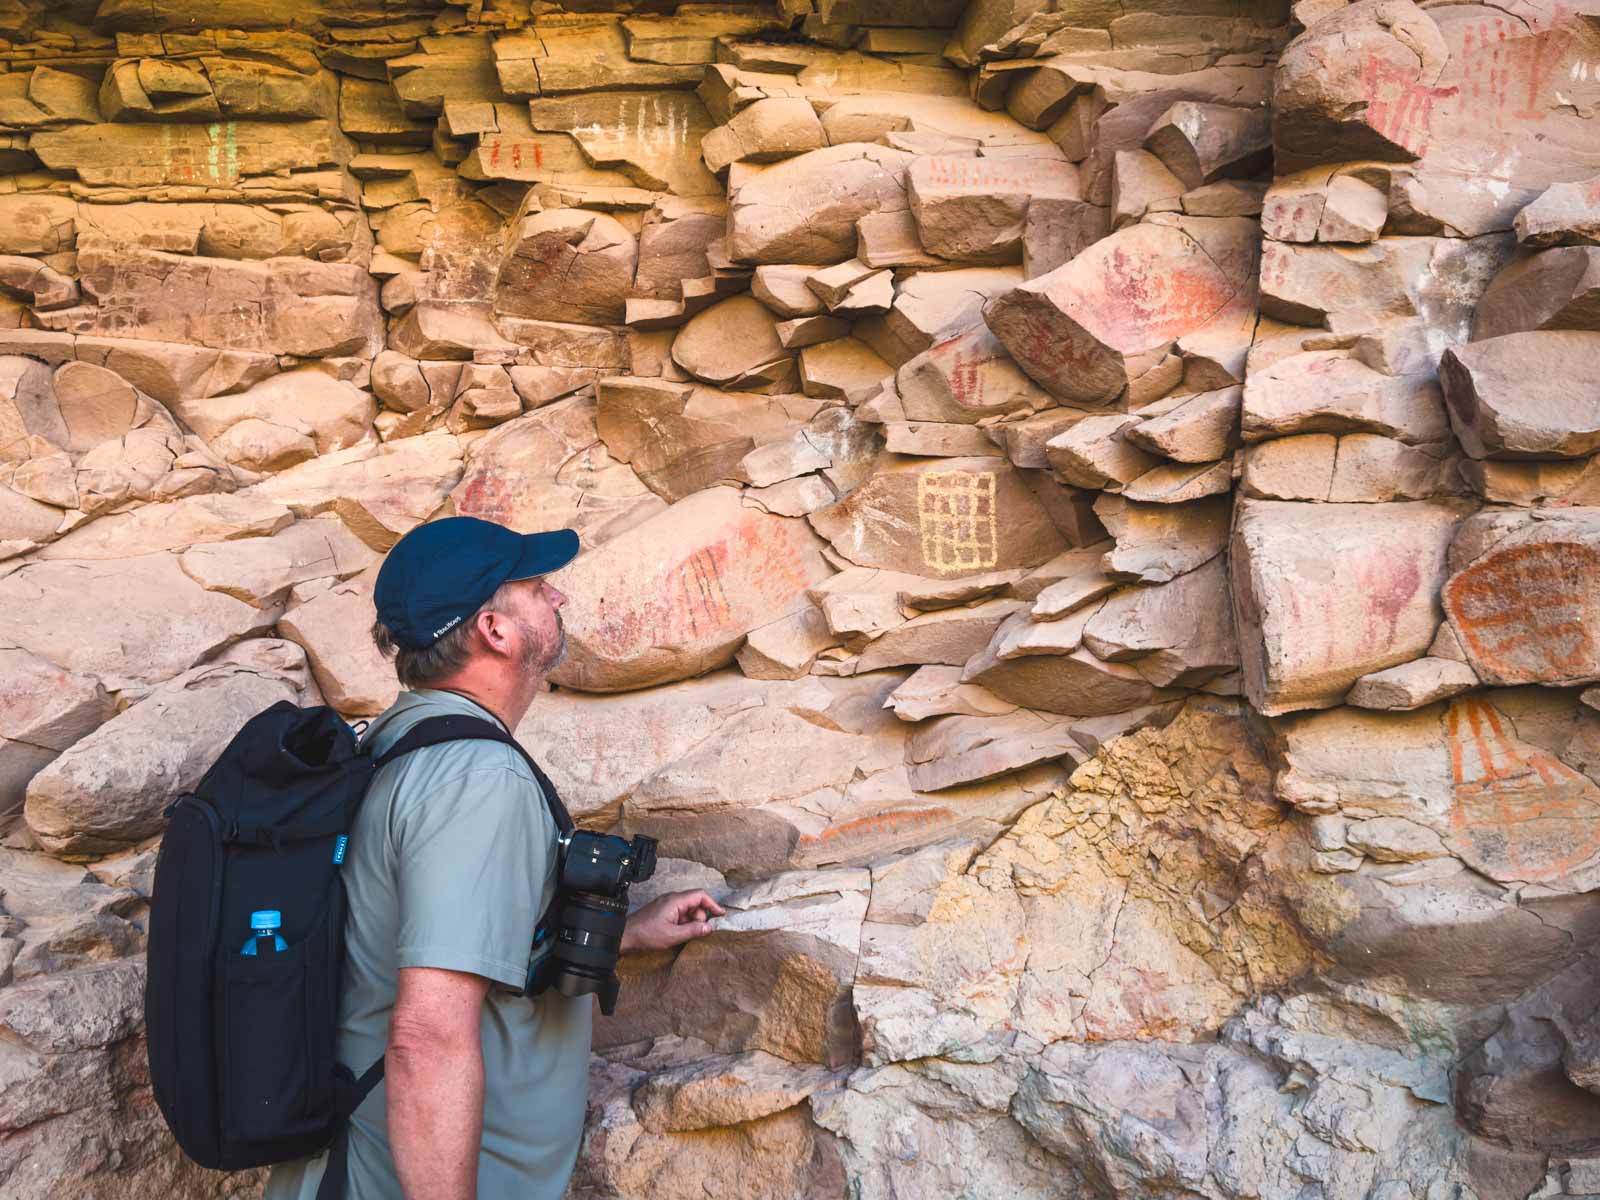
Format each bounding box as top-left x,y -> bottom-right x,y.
1440,331 -> 1600,459
1443,509 -> 1600,687
1274,691 -> 1600,896
1231,498 -> 1468,715
0,552 -> 279,693
1472,246 -> 1600,339
37,245 -> 381,359
1274,0 -> 1600,195
808,456 -> 1066,577
907,154 -> 1082,264
24,641 -> 309,856
728,144 -> 914,266
549,486 -> 834,693
986,216 -> 1258,406
0,647 -> 114,818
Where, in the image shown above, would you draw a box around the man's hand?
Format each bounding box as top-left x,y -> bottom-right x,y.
620,889 -> 726,954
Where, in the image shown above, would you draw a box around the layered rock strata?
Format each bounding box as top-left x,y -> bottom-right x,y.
1,1 -> 1599,1197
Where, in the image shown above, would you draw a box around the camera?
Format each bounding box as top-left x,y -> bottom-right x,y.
527,830 -> 657,1014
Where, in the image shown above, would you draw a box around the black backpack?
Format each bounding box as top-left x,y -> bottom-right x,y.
145,700 -> 572,1195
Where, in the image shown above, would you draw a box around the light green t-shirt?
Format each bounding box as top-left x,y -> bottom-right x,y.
264,689 -> 592,1200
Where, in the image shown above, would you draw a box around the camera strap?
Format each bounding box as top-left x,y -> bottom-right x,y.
370,715 -> 580,1002
372,715 -> 575,834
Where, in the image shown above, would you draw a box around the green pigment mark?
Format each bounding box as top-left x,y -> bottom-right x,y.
203,122 -> 240,184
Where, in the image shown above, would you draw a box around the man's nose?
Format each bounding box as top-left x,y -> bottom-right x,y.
546,584 -> 567,609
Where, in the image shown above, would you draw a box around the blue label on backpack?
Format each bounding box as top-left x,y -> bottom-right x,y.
333,835 -> 349,865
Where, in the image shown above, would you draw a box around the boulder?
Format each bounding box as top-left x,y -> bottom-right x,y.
602,867 -> 866,1066
701,98 -> 827,173
1095,494 -> 1230,584
1273,0 -> 1600,195
549,487 -> 834,693
1347,657 -> 1479,710
1516,176 -> 1600,248
178,517 -> 380,607
1242,351 -> 1450,445
1144,101 -> 1272,189
906,710 -> 1085,792
49,361 -> 167,455
453,395 -> 662,545
493,208 -> 638,327
1257,236 -> 1511,332
37,491 -> 291,560
1123,387 -> 1241,463
728,144 -> 915,265
38,245 -> 382,359
1242,433 -> 1463,503
736,607 -> 837,680
0,648 -> 114,819
1272,690 -> 1600,900
0,194 -> 76,256
0,356 -> 66,460
857,266 -> 1023,367
856,600 -> 1027,674
248,432 -> 464,550
986,216 -> 1258,406
798,339 -> 892,400
962,644 -> 1165,716
752,266 -> 826,318
73,335 -> 279,408
894,328 -> 1053,425
173,367 -> 376,464
1110,150 -> 1184,230
906,154 -> 1083,264
1317,174 -> 1388,243
809,457 -> 1066,577
1231,499 -> 1467,715
0,552 -> 279,693
886,665 -> 1018,723
278,567 -> 398,716
1442,509 -> 1600,687
0,255 -> 78,310
1044,415 -> 1159,490
631,1050 -> 839,1134
517,672 -> 921,843
672,296 -> 794,391
597,378 -> 813,503
1081,557 -> 1239,687
1440,332 -> 1600,460
392,303 -> 520,361
634,212 -> 724,301
24,641 -> 311,856
1473,247 -> 1600,340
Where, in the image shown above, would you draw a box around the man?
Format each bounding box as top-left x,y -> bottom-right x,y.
265,516 -> 724,1200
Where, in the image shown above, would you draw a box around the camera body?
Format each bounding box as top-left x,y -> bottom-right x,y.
527,830 -> 657,1014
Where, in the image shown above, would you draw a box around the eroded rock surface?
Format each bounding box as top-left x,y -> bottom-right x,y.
2,2 -> 1598,1198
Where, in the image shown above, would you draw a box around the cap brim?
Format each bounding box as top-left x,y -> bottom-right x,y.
506,528 -> 580,581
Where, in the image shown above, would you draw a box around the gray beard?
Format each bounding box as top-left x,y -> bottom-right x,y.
519,615 -> 566,675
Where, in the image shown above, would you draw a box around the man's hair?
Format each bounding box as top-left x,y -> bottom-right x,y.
372,581 -> 517,689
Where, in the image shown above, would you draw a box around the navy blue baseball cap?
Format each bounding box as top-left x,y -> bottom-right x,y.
374,517 -> 579,651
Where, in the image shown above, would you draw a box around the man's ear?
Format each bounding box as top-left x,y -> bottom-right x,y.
473,606 -> 512,657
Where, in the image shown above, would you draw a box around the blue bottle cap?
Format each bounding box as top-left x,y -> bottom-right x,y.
250,909 -> 282,932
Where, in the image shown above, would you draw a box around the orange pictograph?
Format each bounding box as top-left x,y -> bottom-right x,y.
1443,697 -> 1600,885
917,471 -> 999,574
1444,540 -> 1600,683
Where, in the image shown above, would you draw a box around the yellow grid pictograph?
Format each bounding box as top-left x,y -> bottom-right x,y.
917,471 -> 998,573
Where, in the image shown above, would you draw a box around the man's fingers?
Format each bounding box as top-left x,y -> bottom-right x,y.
680,889 -> 726,916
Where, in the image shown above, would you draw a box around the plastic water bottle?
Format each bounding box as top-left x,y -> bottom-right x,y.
241,910 -> 288,956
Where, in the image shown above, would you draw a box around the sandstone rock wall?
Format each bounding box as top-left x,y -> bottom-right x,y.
2,0 -> 1599,1196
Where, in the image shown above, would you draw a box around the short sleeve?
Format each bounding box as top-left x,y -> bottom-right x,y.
392,765 -> 552,990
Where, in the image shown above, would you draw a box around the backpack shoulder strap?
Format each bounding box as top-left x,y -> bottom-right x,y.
370,714 -> 574,834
